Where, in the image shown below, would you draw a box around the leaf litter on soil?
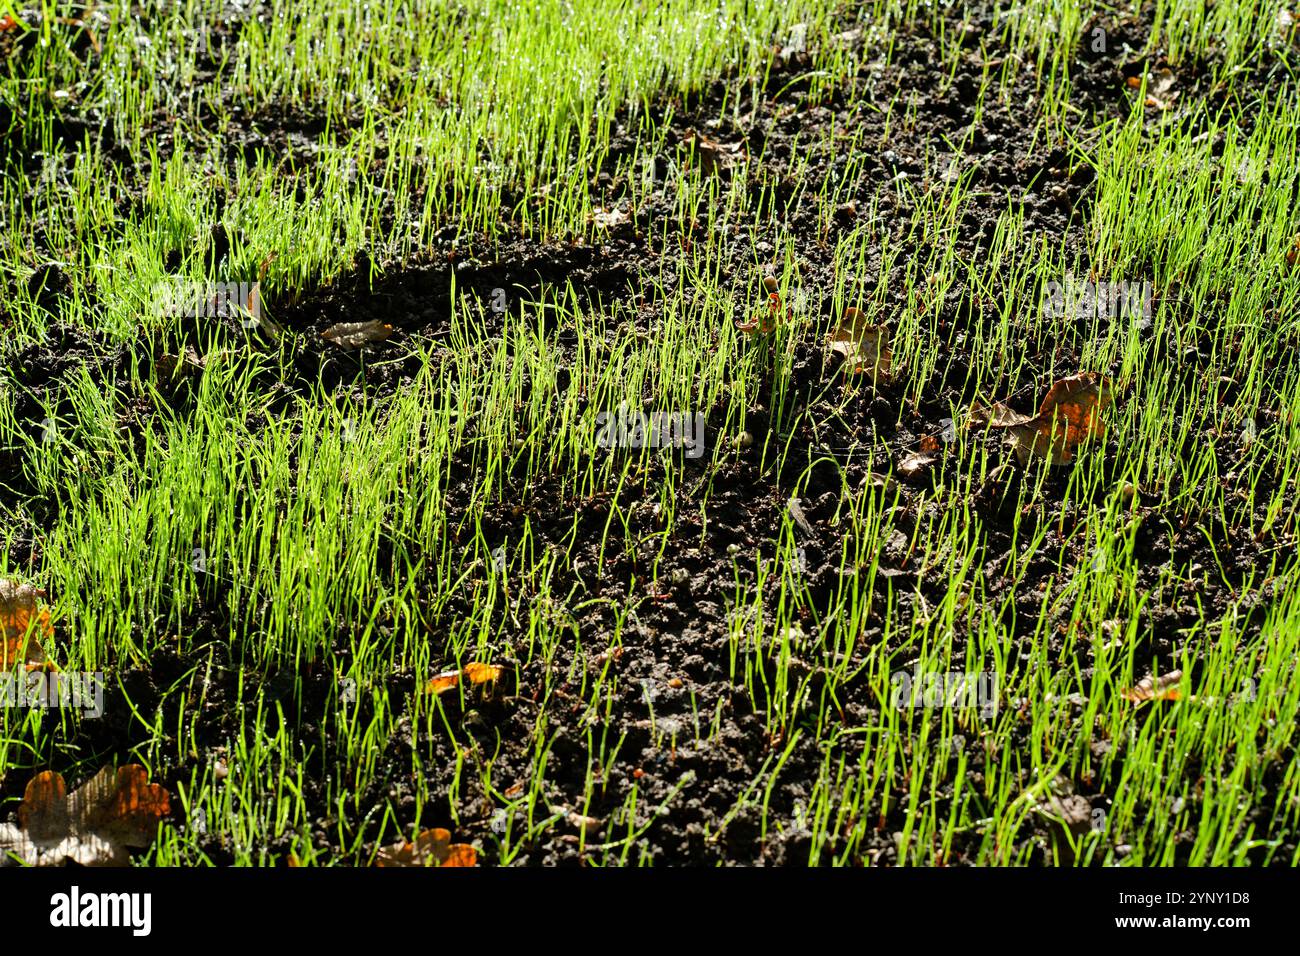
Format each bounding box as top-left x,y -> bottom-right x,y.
969,372 -> 1115,465
321,319 -> 395,349
374,828 -> 477,867
0,765 -> 171,866
1120,670 -> 1183,703
425,661 -> 504,696
828,307 -> 893,383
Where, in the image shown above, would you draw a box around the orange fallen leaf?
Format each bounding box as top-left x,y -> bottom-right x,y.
1120,670 -> 1182,703
464,661 -> 503,683
321,319 -> 394,349
0,764 -> 171,866
1,579 -> 51,670
970,372 -> 1114,465
425,661 -> 504,696
374,828 -> 477,867
1286,234 -> 1300,266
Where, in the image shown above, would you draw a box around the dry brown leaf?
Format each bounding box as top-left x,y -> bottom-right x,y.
898,451 -> 939,481
1120,670 -> 1182,703
1128,69 -> 1176,109
968,401 -> 1030,429
321,319 -> 394,349
374,827 -> 477,867
566,811 -> 603,834
425,662 -> 504,696
1287,234 -> 1300,266
970,372 -> 1114,465
685,130 -> 745,176
0,579 -> 51,670
155,346 -> 205,381
829,308 -> 892,382
0,764 -> 171,867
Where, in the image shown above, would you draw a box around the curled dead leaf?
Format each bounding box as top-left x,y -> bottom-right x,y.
425,661 -> 504,696
321,319 -> 394,349
829,308 -> 892,382
1120,670 -> 1182,703
374,827 -> 477,867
